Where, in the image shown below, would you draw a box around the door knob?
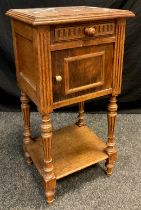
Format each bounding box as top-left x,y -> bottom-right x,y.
56,75 -> 62,82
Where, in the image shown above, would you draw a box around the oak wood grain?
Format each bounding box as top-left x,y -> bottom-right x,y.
76,102 -> 86,127
41,114 -> 56,203
20,92 -> 33,165
53,21 -> 115,42
105,96 -> 118,176
6,6 -> 134,25
7,6 -> 135,204
27,125 -> 108,179
52,43 -> 113,104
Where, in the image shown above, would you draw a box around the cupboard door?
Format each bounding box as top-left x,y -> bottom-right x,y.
52,43 -> 114,102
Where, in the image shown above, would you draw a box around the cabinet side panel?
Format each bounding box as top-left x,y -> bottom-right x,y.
12,20 -> 37,104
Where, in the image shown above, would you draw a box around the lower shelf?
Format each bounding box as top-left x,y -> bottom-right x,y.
27,125 -> 108,179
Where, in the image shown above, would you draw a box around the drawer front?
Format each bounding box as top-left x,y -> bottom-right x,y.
52,43 -> 114,103
53,21 -> 115,42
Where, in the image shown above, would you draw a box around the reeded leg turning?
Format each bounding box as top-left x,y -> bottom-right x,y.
41,114 -> 56,203
105,96 -> 118,176
76,101 -> 86,127
20,91 -> 32,165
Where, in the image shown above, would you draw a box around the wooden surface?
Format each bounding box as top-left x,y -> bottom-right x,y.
6,6 -> 135,203
9,13 -> 134,112
105,96 -> 117,176
6,6 -> 134,25
27,125 -> 108,179
40,114 -> 56,203
76,101 -> 86,127
53,21 -> 115,42
20,92 -> 33,165
52,43 -> 113,103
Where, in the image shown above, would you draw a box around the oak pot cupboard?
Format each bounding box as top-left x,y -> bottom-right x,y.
6,6 -> 134,203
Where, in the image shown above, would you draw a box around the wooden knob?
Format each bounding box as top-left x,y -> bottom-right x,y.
84,27 -> 96,36
56,75 -> 62,82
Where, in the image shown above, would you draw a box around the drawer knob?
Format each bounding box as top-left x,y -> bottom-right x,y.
56,75 -> 62,82
84,27 -> 96,36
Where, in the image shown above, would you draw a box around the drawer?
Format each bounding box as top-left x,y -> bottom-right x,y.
52,43 -> 114,103
53,21 -> 115,43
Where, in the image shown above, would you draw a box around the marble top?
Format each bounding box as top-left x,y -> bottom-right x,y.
6,6 -> 134,25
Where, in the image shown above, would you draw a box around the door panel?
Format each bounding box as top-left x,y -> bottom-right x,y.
52,43 -> 114,103
64,51 -> 105,94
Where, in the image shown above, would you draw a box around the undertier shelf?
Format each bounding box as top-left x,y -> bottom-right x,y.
27,125 -> 108,179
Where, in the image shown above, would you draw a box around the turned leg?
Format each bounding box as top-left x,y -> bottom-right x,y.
76,101 -> 86,127
20,92 -> 32,165
41,114 -> 56,203
105,96 -> 118,176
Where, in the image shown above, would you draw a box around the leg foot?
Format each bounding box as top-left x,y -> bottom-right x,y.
105,152 -> 117,176
24,150 -> 33,165
43,178 -> 56,203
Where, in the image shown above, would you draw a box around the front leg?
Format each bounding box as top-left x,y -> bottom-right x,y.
41,114 -> 56,203
105,95 -> 118,176
20,91 -> 32,165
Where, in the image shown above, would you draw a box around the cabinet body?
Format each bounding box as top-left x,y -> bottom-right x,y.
11,17 -> 126,113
